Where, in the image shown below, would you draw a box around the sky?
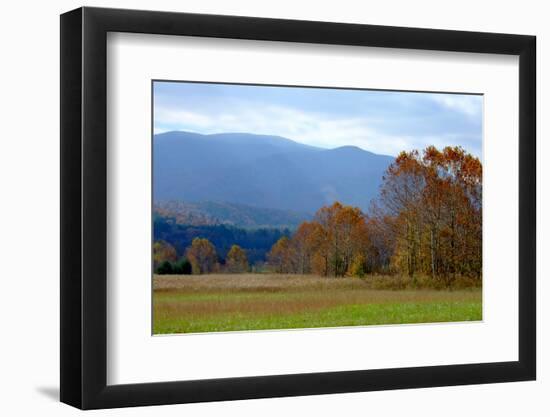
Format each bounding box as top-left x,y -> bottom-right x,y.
153,81 -> 483,158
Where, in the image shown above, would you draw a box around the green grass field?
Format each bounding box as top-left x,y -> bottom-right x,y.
153,274 -> 482,334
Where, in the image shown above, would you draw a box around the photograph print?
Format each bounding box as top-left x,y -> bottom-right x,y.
152,81 -> 483,335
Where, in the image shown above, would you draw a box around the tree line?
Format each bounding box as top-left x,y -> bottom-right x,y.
153,220 -> 290,264
154,146 -> 482,286
266,146 -> 482,286
154,238 -> 248,275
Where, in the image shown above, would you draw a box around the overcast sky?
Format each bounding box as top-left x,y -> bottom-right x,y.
153,81 -> 482,158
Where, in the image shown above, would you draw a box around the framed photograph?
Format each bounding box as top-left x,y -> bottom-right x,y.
60,6 -> 536,409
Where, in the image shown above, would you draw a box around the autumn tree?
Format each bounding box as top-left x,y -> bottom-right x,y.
267,202 -> 371,277
263,145 -> 482,286
337,204 -> 370,276
375,145 -> 482,285
185,237 -> 218,275
421,146 -> 482,284
153,240 -> 177,271
225,244 -> 249,273
311,202 -> 371,276
363,202 -> 396,273
379,150 -> 425,279
267,236 -> 292,273
290,221 -> 323,274
312,203 -> 349,276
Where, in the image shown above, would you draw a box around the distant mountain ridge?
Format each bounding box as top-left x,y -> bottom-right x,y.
153,131 -> 394,213
154,200 -> 311,228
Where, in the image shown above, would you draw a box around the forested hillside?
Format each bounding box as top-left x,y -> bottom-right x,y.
154,216 -> 290,265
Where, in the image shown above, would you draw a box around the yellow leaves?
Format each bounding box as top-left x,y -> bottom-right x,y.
267,236 -> 293,273
185,237 -> 218,274
350,253 -> 367,278
153,240 -> 177,269
226,244 -> 248,273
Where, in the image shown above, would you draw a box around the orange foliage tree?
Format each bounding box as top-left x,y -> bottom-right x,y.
266,146 -> 482,284
376,146 -> 482,285
185,237 -> 218,275
267,236 -> 293,273
268,202 -> 370,277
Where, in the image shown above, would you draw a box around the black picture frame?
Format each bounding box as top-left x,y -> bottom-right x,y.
60,6 -> 536,410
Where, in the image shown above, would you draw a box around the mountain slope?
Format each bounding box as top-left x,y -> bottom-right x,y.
153,131 -> 394,212
154,200 -> 311,228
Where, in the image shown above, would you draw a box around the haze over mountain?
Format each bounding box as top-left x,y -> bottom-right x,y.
153,131 -> 394,213
154,200 -> 310,229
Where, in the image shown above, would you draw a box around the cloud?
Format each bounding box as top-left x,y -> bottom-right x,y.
429,94 -> 482,118
153,87 -> 482,158
154,108 -> 214,128
155,103 -> 401,155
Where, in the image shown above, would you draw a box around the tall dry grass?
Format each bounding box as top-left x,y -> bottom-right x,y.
153,273 -> 481,318
154,273 -> 372,293
154,273 -> 481,293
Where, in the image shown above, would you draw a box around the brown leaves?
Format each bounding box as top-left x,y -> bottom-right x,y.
378,146 -> 482,283
268,202 -> 371,277
267,145 -> 482,284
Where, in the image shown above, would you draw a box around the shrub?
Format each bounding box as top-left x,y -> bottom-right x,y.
364,274 -> 480,290
173,258 -> 192,275
349,254 -> 367,278
367,275 -> 409,290
156,260 -> 173,275
452,275 -> 482,289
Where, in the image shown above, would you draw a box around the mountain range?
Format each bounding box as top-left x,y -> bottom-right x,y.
153,131 -> 394,213
154,200 -> 310,229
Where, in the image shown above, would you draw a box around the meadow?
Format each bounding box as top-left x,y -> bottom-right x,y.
153,274 -> 482,334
